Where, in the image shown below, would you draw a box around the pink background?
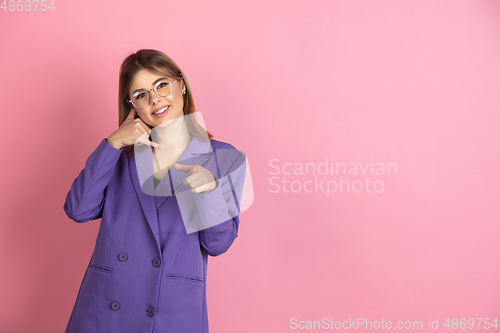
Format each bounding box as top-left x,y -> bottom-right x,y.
1,0 -> 500,332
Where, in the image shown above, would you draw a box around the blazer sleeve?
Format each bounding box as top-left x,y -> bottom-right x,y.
63,138 -> 123,223
197,151 -> 247,256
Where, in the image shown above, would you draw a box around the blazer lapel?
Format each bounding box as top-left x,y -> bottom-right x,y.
171,139 -> 215,190
128,135 -> 216,244
128,151 -> 161,252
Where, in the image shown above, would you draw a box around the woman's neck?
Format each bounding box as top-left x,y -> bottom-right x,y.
151,117 -> 191,149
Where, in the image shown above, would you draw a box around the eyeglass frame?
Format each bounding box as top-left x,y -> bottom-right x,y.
127,78 -> 176,109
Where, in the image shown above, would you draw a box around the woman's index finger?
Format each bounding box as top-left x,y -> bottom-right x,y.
126,108 -> 136,119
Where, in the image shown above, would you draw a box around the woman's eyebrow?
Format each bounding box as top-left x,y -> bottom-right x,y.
132,78 -> 169,93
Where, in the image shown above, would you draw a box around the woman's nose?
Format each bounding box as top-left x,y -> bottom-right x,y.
150,89 -> 162,105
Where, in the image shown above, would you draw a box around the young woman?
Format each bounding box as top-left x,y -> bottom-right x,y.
64,49 -> 246,333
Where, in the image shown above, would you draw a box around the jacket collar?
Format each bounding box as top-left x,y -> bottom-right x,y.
128,135 -> 213,251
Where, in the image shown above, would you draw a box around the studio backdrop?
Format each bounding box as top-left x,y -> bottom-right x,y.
0,0 -> 499,332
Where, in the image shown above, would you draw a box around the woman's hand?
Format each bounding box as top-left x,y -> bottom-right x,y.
106,109 -> 159,150
174,163 -> 218,194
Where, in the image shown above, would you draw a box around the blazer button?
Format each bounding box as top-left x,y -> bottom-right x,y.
147,306 -> 155,317
152,258 -> 161,267
110,301 -> 121,311
118,253 -> 128,262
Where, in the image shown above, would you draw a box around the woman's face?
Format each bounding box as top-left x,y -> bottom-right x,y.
128,68 -> 186,127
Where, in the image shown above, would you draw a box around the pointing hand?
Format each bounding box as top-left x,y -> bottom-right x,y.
174,163 -> 218,194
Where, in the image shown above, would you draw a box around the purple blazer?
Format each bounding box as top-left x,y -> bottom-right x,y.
64,136 -> 246,333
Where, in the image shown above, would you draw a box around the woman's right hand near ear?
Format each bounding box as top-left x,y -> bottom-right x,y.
106,109 -> 159,150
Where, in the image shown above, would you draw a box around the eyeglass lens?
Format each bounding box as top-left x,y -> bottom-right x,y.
130,79 -> 172,108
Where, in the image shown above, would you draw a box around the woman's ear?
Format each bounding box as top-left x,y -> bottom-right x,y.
180,79 -> 186,94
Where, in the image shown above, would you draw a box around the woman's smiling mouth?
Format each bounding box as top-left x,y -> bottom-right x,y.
153,105 -> 170,117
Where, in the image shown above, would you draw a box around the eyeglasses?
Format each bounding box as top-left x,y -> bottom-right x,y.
128,78 -> 175,109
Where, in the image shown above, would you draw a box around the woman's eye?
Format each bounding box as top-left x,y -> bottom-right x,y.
157,82 -> 167,88
136,92 -> 147,99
